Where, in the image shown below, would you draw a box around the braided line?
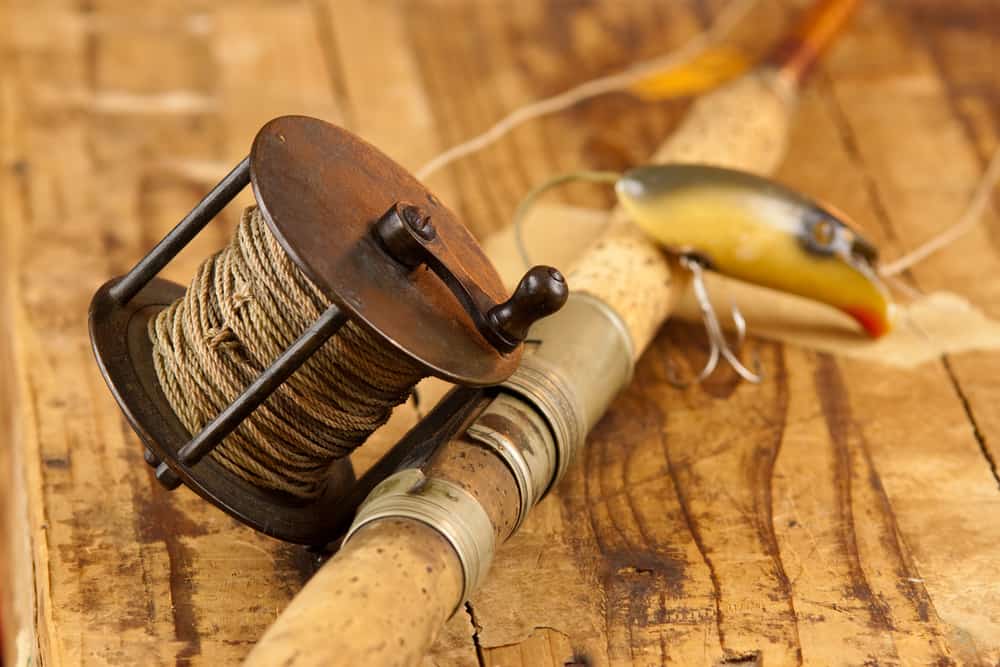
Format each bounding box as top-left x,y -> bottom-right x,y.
149,206 -> 424,500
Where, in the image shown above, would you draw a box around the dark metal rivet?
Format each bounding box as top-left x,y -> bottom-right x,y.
143,448 -> 161,468
155,462 -> 182,490
375,202 -> 431,268
402,204 -> 435,241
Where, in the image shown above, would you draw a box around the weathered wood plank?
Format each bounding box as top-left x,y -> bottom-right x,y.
896,0 -> 1000,486
0,1 -> 471,664
467,1 -> 1000,666
815,0 -> 1000,656
4,3 -> 300,664
1,7 -> 35,661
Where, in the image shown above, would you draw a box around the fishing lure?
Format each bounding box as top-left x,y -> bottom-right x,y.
617,164 -> 893,337
515,163 -> 894,383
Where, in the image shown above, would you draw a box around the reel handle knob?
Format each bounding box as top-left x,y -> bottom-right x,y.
375,203 -> 567,354
488,266 -> 568,349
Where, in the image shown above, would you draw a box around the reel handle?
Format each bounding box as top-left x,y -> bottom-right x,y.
375,202 -> 568,352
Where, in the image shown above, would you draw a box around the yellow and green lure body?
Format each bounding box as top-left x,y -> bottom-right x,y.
616,164 -> 894,337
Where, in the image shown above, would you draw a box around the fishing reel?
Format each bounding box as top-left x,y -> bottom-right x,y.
88,115 -> 567,545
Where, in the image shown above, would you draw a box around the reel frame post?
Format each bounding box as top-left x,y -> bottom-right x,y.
108,157 -> 252,305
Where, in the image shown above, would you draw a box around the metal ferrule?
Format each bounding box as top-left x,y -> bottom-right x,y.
343,468 -> 495,615
500,356 -> 584,486
501,292 -> 634,488
465,393 -> 557,531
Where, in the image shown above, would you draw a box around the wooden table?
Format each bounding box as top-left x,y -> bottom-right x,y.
2,0 -> 999,665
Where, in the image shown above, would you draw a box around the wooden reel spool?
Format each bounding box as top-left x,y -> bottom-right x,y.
88,115 -> 567,545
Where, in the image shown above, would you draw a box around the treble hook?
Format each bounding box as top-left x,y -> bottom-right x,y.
667,255 -> 763,387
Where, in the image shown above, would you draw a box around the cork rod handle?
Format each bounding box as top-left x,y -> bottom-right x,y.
244,519 -> 463,667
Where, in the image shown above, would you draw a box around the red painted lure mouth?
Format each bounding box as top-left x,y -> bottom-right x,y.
842,305 -> 892,338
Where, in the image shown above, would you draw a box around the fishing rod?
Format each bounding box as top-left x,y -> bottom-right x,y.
85,1 -> 871,665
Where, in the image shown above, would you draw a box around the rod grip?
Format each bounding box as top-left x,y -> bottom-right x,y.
566,223 -> 678,357
243,518 -> 463,667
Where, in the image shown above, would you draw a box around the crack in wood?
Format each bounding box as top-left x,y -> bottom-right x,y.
941,357 -> 1000,489
466,601 -> 486,667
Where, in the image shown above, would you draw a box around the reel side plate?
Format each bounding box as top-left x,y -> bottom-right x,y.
251,116 -> 521,386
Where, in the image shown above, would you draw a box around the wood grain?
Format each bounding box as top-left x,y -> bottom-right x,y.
2,1 -> 999,666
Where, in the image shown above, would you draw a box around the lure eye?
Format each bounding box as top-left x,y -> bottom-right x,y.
801,208 -> 881,272
800,212 -> 842,256
810,219 -> 835,247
